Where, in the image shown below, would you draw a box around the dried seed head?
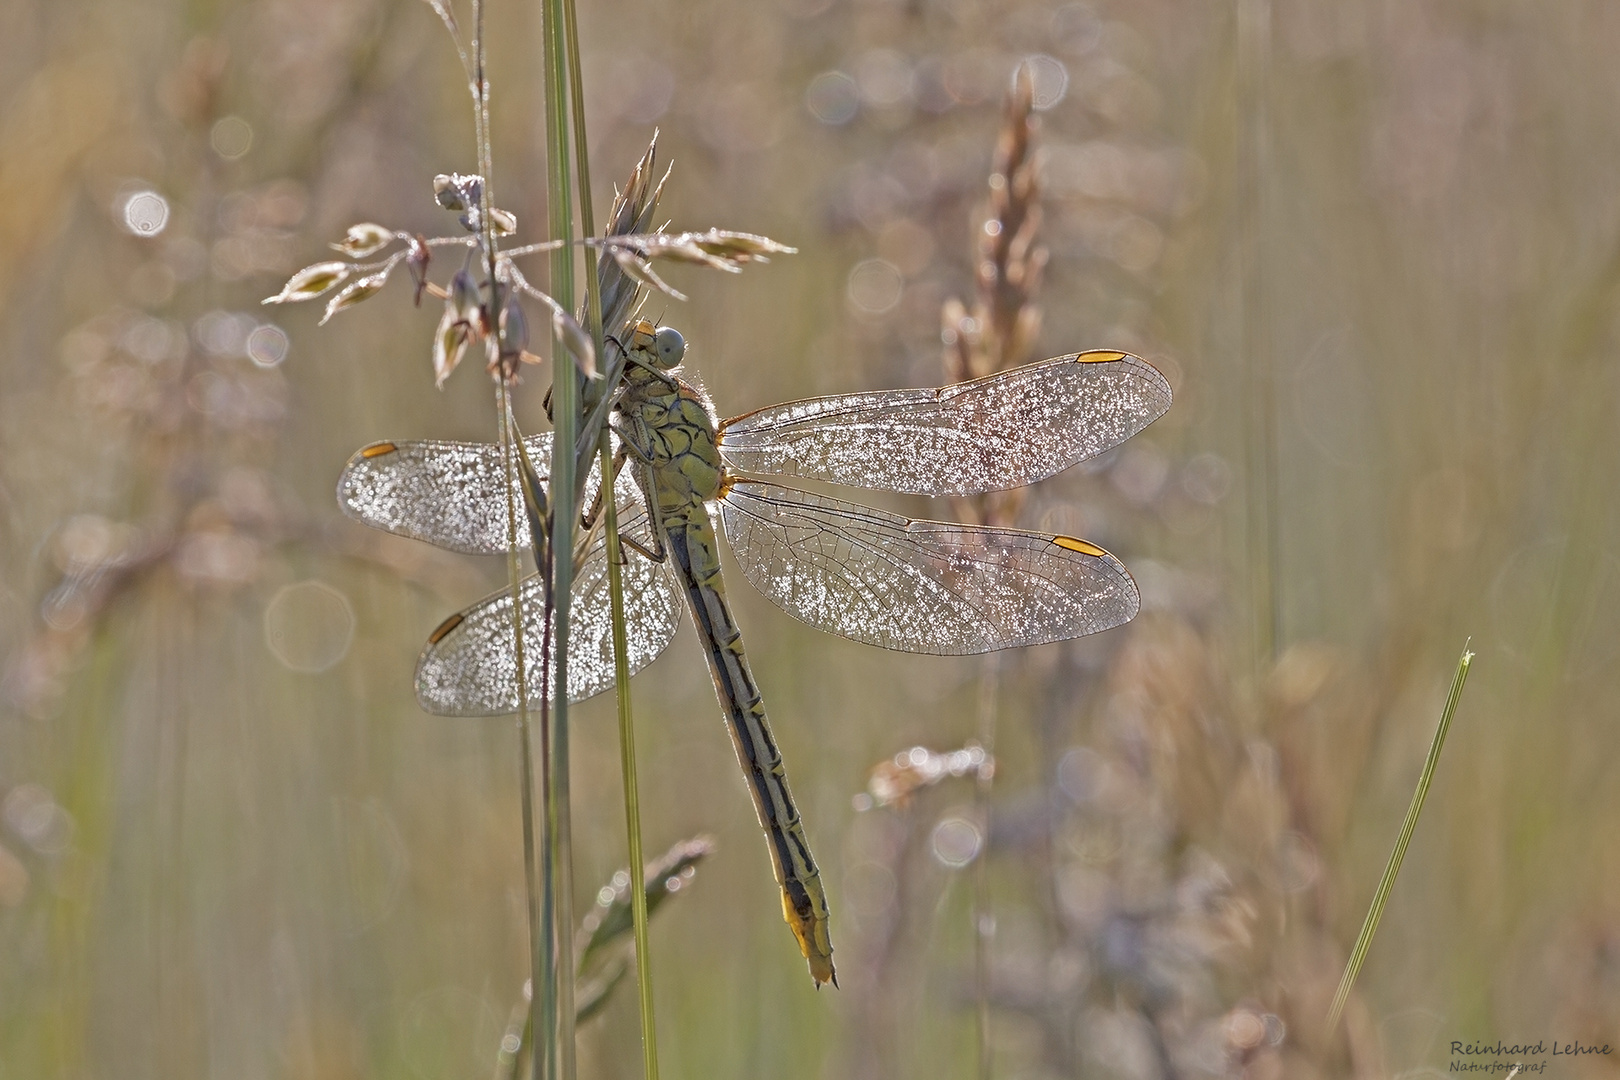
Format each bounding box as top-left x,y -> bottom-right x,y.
552,307 -> 597,379
621,229 -> 796,273
594,134 -> 673,338
406,235 -> 431,305
433,172 -> 484,212
860,743 -> 993,809
319,271 -> 388,325
689,229 -> 797,263
262,261 -> 351,305
432,300 -> 474,387
610,249 -> 686,302
488,207 -> 517,235
449,268 -> 482,327
498,293 -> 529,358
330,223 -> 396,259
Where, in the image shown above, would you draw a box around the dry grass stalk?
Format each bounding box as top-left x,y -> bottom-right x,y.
944,67 -> 1048,533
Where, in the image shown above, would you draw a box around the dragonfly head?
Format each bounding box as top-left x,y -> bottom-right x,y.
629,319 -> 686,371
651,325 -> 685,369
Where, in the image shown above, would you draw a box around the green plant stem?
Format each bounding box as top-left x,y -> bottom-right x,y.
1327,641 -> 1474,1033
498,381 -> 547,1080
1237,0 -> 1279,669
561,0 -> 603,361
973,654 -> 999,1080
598,431 -> 661,1080
536,596 -> 558,1080
558,1 -> 660,1073
539,1 -> 578,1077
562,0 -> 606,496
466,4 -> 548,1077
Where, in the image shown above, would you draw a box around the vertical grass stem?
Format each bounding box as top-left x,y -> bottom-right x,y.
598,432 -> 661,1080
467,5 -> 552,1076
973,654 -> 999,1080
538,2 -> 578,1077
555,6 -> 659,1078
497,379 -> 549,1080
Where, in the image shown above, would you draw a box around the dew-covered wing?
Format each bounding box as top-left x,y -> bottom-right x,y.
415,520 -> 683,715
718,351 -> 1171,497
337,437 -> 648,555
719,480 -> 1138,655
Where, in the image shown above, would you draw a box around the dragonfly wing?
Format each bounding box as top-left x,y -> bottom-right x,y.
338,437 -> 649,555
717,351 -> 1171,496
415,529 -> 684,716
719,481 -> 1138,655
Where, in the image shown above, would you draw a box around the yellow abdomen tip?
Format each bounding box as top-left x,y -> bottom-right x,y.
782,893 -> 836,987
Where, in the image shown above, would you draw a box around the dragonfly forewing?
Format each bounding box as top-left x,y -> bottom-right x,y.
718,480 -> 1139,654
416,530 -> 684,716
338,437 -> 651,554
717,350 -> 1171,497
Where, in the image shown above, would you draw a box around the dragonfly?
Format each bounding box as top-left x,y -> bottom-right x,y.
337,321 -> 1172,986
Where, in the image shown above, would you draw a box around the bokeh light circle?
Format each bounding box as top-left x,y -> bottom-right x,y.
805,71 -> 859,125
1022,54 -> 1070,110
246,324 -> 289,367
931,816 -> 982,868
264,580 -> 355,673
846,258 -> 903,315
210,116 -> 254,159
121,191 -> 170,237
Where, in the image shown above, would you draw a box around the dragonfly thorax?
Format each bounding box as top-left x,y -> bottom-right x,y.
620,364 -> 727,514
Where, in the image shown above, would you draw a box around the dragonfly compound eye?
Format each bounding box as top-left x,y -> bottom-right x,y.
654,326 -> 686,369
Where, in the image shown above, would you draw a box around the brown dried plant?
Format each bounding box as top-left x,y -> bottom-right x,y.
942,66 -> 1049,536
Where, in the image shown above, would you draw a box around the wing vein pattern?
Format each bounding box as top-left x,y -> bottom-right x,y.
718,351 -> 1171,496
336,436 -> 677,714
338,436 -> 651,554
415,542 -> 683,716
719,481 -> 1139,655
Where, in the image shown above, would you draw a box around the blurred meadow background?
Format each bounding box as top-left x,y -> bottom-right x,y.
4,0 -> 1620,1078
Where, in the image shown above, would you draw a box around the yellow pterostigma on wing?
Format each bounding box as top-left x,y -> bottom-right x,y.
1053,534 -> 1110,557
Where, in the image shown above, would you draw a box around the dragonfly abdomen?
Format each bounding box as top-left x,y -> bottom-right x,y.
665,512 -> 836,987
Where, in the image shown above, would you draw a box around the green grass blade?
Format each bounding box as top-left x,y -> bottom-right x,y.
598,431 -> 661,1080
466,2 -> 550,1076
539,0 -> 578,1077
498,380 -> 549,1080
1327,640 -> 1475,1033
562,0 -> 604,387
556,0 -> 658,1072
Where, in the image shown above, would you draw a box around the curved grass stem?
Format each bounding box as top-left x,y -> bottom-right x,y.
1327,640 -> 1475,1033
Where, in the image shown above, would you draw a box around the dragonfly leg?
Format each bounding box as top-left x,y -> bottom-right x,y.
617,462 -> 669,564
580,442 -> 633,531
618,524 -> 667,564
575,440 -> 668,566
610,414 -> 657,465
624,349 -> 681,391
